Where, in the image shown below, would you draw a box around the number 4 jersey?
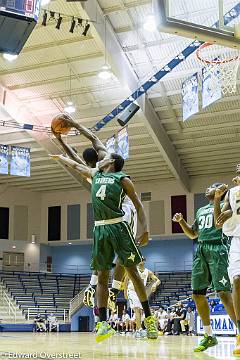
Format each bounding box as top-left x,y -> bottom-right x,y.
92,171 -> 130,221
192,202 -> 224,243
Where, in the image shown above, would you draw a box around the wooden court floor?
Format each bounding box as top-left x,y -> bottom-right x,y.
0,333 -> 237,360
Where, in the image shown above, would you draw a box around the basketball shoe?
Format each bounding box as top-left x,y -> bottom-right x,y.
96,321 -> 115,343
194,334 -> 218,352
233,335 -> 240,355
144,316 -> 158,339
83,285 -> 95,308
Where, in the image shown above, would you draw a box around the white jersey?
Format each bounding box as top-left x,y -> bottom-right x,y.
223,186 -> 240,237
122,196 -> 137,238
128,268 -> 149,291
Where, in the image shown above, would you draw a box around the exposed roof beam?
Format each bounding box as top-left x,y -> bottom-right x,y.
80,0 -> 190,191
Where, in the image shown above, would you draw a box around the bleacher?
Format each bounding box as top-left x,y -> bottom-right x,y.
0,271 -> 91,321
151,271 -> 192,307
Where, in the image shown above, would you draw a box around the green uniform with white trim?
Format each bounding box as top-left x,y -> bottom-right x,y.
90,171 -> 142,270
192,202 -> 231,292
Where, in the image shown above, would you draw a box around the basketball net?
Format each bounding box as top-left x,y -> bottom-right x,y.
196,42 -> 240,95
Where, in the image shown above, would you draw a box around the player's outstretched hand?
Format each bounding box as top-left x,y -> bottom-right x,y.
172,213 -> 183,222
214,184 -> 228,199
217,210 -> 233,226
137,232 -> 149,247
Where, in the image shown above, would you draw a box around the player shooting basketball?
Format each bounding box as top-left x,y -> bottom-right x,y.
50,114 -> 158,342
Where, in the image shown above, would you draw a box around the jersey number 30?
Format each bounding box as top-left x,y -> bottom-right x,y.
96,185 -> 107,200
198,214 -> 213,229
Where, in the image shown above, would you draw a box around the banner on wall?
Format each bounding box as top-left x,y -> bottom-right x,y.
117,126 -> 129,160
10,146 -> 30,177
105,135 -> 116,154
197,314 -> 236,335
202,65 -> 221,108
0,145 -> 8,175
182,73 -> 199,121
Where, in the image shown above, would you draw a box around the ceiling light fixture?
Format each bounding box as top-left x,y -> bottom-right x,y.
56,14 -> 62,30
82,21 -> 90,36
98,17 -> 113,81
3,53 -> 18,61
69,17 -> 76,33
42,10 -> 47,26
143,14 -> 157,32
41,0 -> 51,6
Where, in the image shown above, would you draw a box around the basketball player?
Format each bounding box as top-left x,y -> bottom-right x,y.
49,152 -> 158,342
52,117 -> 137,310
173,182 -> 236,352
214,166 -> 240,355
124,259 -> 160,339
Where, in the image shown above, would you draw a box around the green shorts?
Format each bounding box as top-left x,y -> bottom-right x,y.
91,221 -> 142,271
192,242 -> 231,292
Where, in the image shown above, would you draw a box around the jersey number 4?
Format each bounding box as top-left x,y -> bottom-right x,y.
96,185 -> 107,200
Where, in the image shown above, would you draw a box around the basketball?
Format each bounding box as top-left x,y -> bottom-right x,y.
51,114 -> 72,135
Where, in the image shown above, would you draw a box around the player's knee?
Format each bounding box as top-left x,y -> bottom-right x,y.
192,288 -> 207,298
218,290 -> 229,301
98,270 -> 109,285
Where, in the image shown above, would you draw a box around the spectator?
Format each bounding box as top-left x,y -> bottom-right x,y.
47,313 -> 59,332
157,306 -> 168,332
117,309 -> 130,333
108,310 -> 118,330
165,308 -> 176,335
173,303 -> 187,335
185,307 -> 195,335
34,313 -> 46,332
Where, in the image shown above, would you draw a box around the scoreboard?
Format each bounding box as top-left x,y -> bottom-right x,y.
0,0 -> 40,54
0,0 -> 40,21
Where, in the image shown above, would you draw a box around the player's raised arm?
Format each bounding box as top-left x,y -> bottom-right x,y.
49,154 -> 92,179
172,213 -> 198,239
120,177 -> 149,247
52,131 -> 86,165
62,115 -> 107,161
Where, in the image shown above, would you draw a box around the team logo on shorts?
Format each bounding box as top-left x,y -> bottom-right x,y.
128,252 -> 135,262
219,276 -> 228,287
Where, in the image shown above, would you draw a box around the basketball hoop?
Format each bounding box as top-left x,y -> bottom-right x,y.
196,42 -> 240,95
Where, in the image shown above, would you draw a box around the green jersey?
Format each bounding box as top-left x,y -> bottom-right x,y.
91,171 -> 128,221
192,202 -> 225,243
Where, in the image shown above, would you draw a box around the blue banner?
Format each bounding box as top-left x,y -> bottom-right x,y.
182,73 -> 199,121
10,146 -> 30,177
117,127 -> 129,160
202,65 -> 221,108
0,145 -> 9,175
105,136 -> 116,154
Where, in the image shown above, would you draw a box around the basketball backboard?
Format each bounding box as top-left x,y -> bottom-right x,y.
153,0 -> 240,49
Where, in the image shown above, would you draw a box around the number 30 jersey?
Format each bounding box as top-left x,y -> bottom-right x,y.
223,186 -> 240,237
192,202 -> 224,243
91,171 -> 128,221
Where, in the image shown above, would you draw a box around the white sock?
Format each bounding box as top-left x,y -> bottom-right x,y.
112,279 -> 122,290
203,325 -> 213,336
90,274 -> 98,286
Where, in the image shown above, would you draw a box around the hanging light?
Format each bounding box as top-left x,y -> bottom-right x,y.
69,17 -> 76,33
82,21 -> 90,36
56,14 -> 62,30
98,18 -> 113,80
64,101 -> 76,114
3,53 -> 18,61
98,64 -> 112,80
42,10 -> 47,26
143,14 -> 157,32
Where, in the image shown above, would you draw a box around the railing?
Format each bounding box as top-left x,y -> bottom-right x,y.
0,285 -> 17,323
27,308 -> 70,323
153,260 -> 193,273
69,287 -> 87,318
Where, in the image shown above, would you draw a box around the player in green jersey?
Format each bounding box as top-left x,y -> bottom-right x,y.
173,183 -> 236,352
49,151 -> 158,342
